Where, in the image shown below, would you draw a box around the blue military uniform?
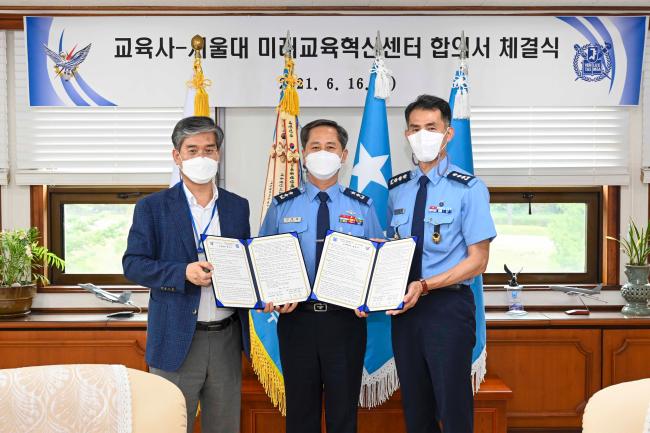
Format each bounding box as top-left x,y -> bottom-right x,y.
260,180 -> 383,433
387,158 -> 496,433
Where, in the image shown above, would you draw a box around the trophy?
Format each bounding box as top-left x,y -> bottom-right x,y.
504,264 -> 526,316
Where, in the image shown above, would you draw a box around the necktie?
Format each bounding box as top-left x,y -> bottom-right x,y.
408,176 -> 429,283
315,191 -> 330,274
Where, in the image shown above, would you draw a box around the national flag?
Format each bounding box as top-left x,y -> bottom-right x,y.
249,33 -> 302,415
448,32 -> 487,392
349,33 -> 399,407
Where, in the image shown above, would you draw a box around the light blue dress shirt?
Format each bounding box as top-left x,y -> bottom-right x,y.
260,181 -> 384,283
387,158 -> 496,285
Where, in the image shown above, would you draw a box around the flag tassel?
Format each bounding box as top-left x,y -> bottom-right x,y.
278,57 -> 301,116
453,87 -> 470,120
188,57 -> 211,117
371,57 -> 393,100
451,64 -> 471,120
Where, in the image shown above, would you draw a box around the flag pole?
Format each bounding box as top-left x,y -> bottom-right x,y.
449,31 -> 486,392
170,34 -> 212,187
251,31 -> 303,416
260,30 -> 302,223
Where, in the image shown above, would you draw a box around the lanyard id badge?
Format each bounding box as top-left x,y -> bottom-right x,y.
185,193 -> 218,254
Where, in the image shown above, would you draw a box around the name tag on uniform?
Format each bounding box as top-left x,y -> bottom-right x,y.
283,217 -> 302,223
428,205 -> 452,214
393,208 -> 405,215
339,214 -> 364,225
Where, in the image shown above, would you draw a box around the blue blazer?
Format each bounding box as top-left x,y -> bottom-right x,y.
123,182 -> 251,371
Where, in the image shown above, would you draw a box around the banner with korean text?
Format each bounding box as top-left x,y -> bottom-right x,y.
24,15 -> 647,107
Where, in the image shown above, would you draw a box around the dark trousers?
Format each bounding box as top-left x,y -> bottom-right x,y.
392,287 -> 476,433
278,309 -> 367,433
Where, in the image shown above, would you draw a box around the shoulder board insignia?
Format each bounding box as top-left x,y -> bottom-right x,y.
447,171 -> 475,185
274,188 -> 301,204
389,171 -> 412,190
343,188 -> 369,204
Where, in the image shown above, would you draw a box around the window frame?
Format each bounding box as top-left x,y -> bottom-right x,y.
47,186 -> 163,286
484,186 -> 602,286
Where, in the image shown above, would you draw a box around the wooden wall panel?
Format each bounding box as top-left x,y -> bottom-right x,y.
0,329 -> 147,370
357,393 -> 405,433
30,185 -> 47,245
603,329 -> 650,387
475,377 -> 511,433
240,391 -> 286,433
603,185 -> 620,285
241,358 -> 510,433
486,329 -> 601,429
474,407 -> 499,433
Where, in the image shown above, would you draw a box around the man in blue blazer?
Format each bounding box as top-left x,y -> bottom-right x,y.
123,116 -> 250,433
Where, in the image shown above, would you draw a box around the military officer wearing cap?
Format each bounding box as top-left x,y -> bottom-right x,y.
259,119 -> 383,433
386,95 -> 496,433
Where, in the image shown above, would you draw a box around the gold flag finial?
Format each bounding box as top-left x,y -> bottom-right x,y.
191,34 -> 205,54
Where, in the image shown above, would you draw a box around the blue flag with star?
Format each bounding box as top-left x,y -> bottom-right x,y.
351,74 -> 392,230
350,61 -> 398,406
448,53 -> 487,392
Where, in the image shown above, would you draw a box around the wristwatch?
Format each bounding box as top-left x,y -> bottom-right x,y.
418,278 -> 430,296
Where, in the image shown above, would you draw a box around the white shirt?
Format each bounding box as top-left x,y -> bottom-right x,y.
182,182 -> 234,322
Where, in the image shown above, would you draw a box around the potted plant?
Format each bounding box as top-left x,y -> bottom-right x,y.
607,220 -> 650,316
0,228 -> 64,317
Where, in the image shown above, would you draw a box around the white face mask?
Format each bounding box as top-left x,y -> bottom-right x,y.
408,128 -> 448,163
305,150 -> 342,180
180,156 -> 219,184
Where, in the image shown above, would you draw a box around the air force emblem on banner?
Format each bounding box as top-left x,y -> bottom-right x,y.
42,43 -> 92,81
573,42 -> 612,82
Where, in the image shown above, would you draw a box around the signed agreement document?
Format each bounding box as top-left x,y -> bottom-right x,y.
204,233 -> 311,308
311,231 -> 416,312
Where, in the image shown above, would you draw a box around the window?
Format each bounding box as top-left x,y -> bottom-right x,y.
484,188 -> 601,285
48,187 -> 162,285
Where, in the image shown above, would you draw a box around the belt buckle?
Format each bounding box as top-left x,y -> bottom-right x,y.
313,302 -> 328,312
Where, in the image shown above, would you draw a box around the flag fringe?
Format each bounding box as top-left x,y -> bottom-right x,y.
359,345 -> 485,406
249,313 -> 286,415
471,347 -> 487,394
359,358 -> 400,408
371,57 -> 393,100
